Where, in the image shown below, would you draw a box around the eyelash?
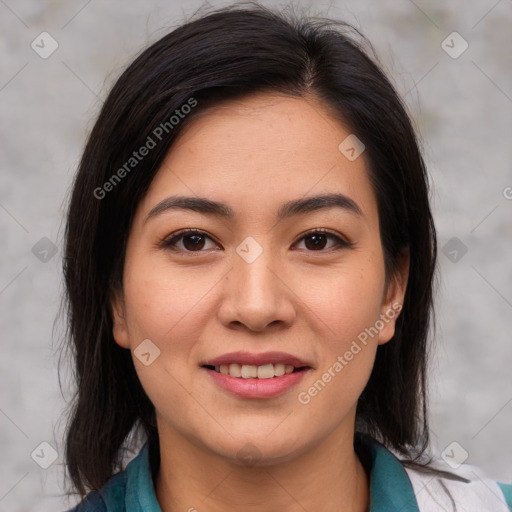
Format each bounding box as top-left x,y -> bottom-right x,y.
158,228 -> 354,254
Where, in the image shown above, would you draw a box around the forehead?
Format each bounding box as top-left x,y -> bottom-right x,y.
137,92 -> 378,225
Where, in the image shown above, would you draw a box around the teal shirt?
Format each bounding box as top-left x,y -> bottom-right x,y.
67,435 -> 512,511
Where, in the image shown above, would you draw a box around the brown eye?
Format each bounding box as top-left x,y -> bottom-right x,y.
294,230 -> 352,252
161,229 -> 218,252
304,233 -> 329,250
182,233 -> 206,251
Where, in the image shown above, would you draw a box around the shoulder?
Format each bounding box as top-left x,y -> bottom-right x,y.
61,440 -> 158,512
355,433 -> 511,512
403,461 -> 512,512
64,490 -> 107,512
62,469 -> 127,512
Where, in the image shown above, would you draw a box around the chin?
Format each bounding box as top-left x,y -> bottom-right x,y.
202,430 -> 308,468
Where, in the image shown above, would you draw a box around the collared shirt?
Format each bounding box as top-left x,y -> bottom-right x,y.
67,434 -> 512,512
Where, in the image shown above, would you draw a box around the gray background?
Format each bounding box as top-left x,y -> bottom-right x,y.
1,0 -> 511,510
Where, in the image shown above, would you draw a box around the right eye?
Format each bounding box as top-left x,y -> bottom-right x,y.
159,229 -> 220,253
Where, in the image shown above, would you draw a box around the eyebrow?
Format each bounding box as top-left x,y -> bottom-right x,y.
145,193 -> 362,224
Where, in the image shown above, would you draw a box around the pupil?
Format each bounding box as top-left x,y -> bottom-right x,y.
184,234 -> 205,251
306,234 -> 327,250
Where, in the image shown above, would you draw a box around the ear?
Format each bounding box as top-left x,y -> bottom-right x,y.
109,288 -> 130,349
377,248 -> 409,346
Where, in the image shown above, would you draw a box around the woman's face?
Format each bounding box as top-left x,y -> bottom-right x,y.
111,92 -> 408,465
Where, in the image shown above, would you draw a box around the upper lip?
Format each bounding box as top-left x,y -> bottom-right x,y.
201,351 -> 312,368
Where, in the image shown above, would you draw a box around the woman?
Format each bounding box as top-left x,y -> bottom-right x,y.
60,3 -> 511,511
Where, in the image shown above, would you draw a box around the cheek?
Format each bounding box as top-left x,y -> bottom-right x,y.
122,256 -> 211,344
120,258 -> 214,433
302,259 -> 385,346
293,258 -> 385,405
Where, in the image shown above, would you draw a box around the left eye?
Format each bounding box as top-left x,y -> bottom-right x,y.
294,230 -> 349,251
159,229 -> 350,253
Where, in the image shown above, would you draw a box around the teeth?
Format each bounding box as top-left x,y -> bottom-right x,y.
242,364 -> 258,378
213,363 -> 298,378
257,364 -> 274,379
228,363 -> 241,377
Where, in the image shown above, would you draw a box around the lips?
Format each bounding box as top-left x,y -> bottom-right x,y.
200,351 -> 312,369
200,352 -> 312,398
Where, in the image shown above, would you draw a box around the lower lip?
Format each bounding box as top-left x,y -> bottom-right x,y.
202,367 -> 310,399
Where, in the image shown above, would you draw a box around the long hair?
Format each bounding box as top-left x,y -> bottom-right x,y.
60,1 -> 437,498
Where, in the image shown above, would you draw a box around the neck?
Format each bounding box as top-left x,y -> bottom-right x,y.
154,423 -> 369,512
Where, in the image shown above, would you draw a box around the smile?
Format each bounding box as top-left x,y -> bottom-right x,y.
204,363 -> 308,379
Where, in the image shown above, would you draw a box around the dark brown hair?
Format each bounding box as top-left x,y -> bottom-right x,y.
60,1 -> 437,498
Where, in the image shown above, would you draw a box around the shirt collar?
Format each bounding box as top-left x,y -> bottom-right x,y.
123,440 -> 163,511
111,434 -> 419,512
355,433 -> 420,512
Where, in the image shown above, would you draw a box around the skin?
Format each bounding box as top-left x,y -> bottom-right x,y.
111,92 -> 409,512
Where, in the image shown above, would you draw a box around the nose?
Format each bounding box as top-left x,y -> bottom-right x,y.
217,243 -> 297,332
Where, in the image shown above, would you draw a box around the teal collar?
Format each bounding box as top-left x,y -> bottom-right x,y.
100,441 -> 162,511
124,442 -> 163,511
355,434 -> 419,512
100,434 -> 419,512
